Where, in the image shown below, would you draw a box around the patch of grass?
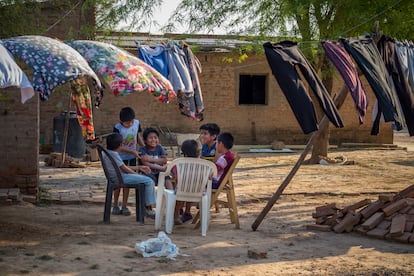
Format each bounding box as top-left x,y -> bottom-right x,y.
19,270 -> 30,274
37,255 -> 53,261
36,186 -> 51,206
89,264 -> 99,270
24,253 -> 35,256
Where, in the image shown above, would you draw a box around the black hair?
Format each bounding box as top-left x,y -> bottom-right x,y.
119,107 -> 135,122
217,132 -> 234,150
106,133 -> 123,150
181,139 -> 199,157
199,123 -> 220,137
143,127 -> 159,141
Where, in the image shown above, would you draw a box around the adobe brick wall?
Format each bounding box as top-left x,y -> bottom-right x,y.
0,1 -> 93,196
0,87 -> 39,196
40,51 -> 392,147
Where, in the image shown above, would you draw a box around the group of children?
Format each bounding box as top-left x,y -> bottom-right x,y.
102,106 -> 235,224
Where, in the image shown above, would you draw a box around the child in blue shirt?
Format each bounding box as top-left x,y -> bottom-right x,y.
199,123 -> 220,161
112,107 -> 144,215
139,127 -> 168,185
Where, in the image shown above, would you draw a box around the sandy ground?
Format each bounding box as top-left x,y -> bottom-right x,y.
1,133 -> 414,275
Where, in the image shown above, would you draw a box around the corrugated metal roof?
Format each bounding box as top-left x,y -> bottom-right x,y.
96,32 -> 253,52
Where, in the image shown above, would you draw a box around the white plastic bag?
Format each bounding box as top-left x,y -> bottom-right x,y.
135,231 -> 179,260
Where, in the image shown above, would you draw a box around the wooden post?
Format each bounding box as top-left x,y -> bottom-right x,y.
251,84 -> 348,231
60,91 -> 72,167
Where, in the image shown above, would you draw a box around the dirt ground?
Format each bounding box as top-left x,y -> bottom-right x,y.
1,133 -> 414,275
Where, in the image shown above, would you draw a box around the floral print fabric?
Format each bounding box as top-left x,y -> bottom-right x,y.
1,35 -> 100,101
66,40 -> 176,103
70,76 -> 95,140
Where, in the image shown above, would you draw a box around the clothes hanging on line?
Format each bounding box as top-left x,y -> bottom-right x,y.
0,43 -> 34,103
136,41 -> 205,121
377,35 -> 414,136
322,40 -> 368,124
70,76 -> 95,140
340,35 -> 404,134
395,40 -> 414,95
181,44 -> 204,121
138,44 -> 169,78
263,41 -> 344,134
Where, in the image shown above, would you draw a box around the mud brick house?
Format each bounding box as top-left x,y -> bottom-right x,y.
0,1 -> 393,198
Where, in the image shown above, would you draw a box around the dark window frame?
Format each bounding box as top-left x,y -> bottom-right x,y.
238,74 -> 268,105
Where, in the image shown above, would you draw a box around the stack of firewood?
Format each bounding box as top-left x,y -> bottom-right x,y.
307,184 -> 414,243
44,152 -> 85,168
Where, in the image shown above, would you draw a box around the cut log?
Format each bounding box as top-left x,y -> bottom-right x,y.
366,228 -> 389,239
382,199 -> 408,217
361,212 -> 385,230
378,194 -> 394,202
333,212 -> 359,233
389,214 -> 406,237
393,184 -> 414,201
359,200 -> 384,219
341,199 -> 371,213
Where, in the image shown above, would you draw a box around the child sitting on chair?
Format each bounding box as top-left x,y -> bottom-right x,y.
199,123 -> 220,161
165,139 -> 201,225
103,133 -> 156,218
212,132 -> 235,189
139,127 -> 168,185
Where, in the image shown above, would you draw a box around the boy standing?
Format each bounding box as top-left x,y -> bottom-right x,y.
112,107 -> 144,215
103,133 -> 156,217
199,123 -> 220,161
213,132 -> 235,189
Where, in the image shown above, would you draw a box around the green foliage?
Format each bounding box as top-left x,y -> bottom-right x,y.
90,0 -> 164,31
0,0 -> 43,38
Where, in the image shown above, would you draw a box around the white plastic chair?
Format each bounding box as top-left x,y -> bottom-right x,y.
155,158 -> 217,236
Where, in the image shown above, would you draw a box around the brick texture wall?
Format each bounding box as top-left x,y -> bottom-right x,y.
0,1 -> 93,196
0,87 -> 39,195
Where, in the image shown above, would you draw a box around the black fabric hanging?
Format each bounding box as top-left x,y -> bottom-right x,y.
340,35 -> 404,134
377,35 -> 414,136
263,41 -> 344,134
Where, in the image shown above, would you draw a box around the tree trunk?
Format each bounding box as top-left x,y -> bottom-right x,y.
308,54 -> 334,164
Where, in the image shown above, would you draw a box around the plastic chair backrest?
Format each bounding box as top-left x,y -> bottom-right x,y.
96,144 -> 124,189
168,157 -> 217,202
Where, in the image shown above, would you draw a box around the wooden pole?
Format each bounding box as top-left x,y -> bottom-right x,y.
251,84 -> 349,231
60,90 -> 72,167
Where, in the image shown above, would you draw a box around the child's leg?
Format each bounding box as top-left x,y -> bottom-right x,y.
121,187 -> 130,209
182,202 -> 193,223
175,201 -> 184,218
122,173 -> 155,210
113,189 -> 120,207
184,202 -> 192,214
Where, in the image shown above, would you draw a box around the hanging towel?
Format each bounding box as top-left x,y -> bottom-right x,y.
322,40 -> 368,124
0,43 -> 34,103
138,44 -> 169,78
263,41 -> 344,134
377,36 -> 414,136
70,76 -> 95,140
340,35 -> 404,134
